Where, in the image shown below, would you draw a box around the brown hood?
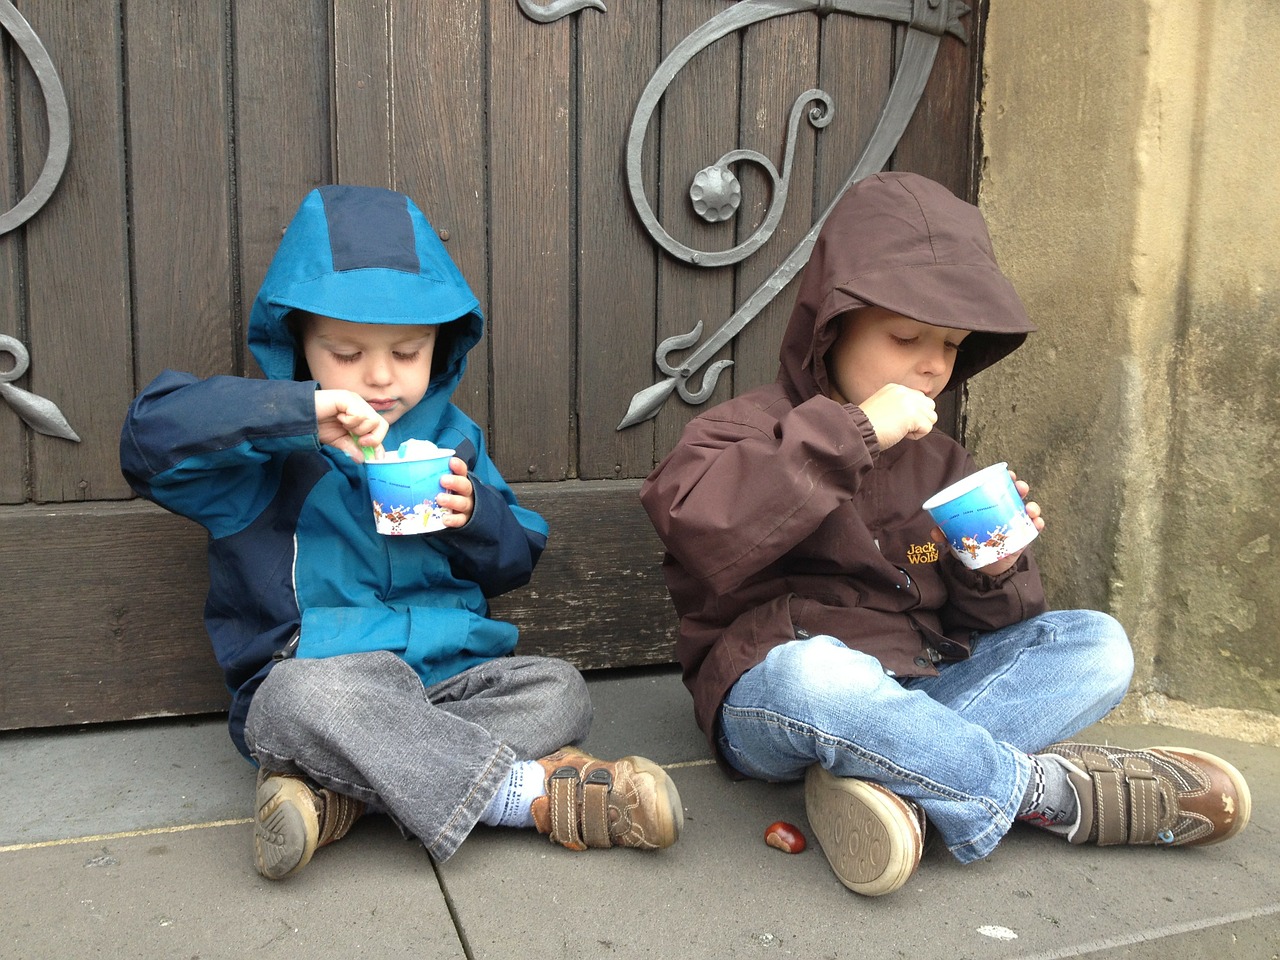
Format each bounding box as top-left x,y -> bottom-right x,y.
778,172 -> 1035,402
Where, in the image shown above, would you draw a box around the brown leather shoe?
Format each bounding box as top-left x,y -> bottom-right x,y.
530,748 -> 683,851
1040,743 -> 1251,847
254,769 -> 365,879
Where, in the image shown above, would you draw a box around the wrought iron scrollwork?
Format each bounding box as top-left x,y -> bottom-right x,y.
664,89 -> 834,266
0,0 -> 71,235
517,0 -> 606,23
0,335 -> 80,441
617,0 -> 968,429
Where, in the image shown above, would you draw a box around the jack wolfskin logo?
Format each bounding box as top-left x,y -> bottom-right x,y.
905,543 -> 939,564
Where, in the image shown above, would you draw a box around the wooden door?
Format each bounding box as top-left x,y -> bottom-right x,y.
0,0 -> 982,730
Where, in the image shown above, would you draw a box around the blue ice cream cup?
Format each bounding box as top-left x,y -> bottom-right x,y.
364,440 -> 456,536
921,462 -> 1038,570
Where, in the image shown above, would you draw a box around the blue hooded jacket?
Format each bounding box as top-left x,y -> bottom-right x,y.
120,185 -> 548,760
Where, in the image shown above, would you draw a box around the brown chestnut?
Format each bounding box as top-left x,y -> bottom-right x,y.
764,820 -> 806,853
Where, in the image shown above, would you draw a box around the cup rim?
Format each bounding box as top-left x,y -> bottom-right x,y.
922,461 -> 1010,512
365,447 -> 455,469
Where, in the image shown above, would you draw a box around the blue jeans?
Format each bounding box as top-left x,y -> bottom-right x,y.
716,610 -> 1133,863
244,651 -> 591,862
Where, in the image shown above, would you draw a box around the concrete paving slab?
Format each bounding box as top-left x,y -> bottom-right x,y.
443,671 -> 1280,959
0,716 -> 251,846
0,818 -> 463,960
2,666 -> 1278,959
0,665 -> 697,849
577,665 -> 707,765
436,754 -> 1279,960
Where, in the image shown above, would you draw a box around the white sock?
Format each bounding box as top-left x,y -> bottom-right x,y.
1017,753 -> 1080,832
479,760 -> 546,828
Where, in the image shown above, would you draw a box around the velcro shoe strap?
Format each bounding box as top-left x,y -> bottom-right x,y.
1083,754 -> 1130,845
1121,757 -> 1163,844
580,768 -> 614,849
548,766 -> 587,851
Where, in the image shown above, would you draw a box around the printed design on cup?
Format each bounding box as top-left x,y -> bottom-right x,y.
922,462 -> 1039,571
958,525 -> 1018,566
365,439 -> 457,536
371,496 -> 454,536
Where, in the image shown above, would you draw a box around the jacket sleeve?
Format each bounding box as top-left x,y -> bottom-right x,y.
937,542 -> 1049,634
120,370 -> 322,537
433,430 -> 549,598
640,393 -> 880,594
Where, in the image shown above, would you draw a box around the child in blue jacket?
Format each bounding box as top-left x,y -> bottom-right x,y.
121,185 -> 682,879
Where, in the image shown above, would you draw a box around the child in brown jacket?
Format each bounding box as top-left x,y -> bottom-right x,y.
640,172 -> 1250,896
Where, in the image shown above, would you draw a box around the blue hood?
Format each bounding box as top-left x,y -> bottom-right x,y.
248,185 -> 484,439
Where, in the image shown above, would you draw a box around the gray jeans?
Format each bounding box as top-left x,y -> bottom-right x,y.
244,650 -> 592,861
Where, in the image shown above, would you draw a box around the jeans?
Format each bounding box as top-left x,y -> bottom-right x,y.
244,651 -> 591,861
716,610 -> 1133,863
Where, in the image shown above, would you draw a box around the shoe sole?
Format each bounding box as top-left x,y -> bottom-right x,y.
254,776 -> 320,880
1150,746 -> 1253,844
804,766 -> 921,897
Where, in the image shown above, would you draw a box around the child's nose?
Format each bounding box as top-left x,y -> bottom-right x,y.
367,356 -> 394,384
920,346 -> 949,375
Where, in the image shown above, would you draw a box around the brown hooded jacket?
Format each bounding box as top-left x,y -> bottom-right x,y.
640,172 -> 1048,759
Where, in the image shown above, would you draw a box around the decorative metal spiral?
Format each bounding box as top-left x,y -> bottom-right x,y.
0,1 -> 70,235
617,0 -> 969,429
517,0 -> 606,24
0,335 -> 80,441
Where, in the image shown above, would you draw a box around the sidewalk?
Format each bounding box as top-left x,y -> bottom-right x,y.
2,666 -> 1277,959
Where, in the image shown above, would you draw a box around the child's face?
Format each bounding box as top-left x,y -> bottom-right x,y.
825,307 -> 969,406
301,314 -> 438,426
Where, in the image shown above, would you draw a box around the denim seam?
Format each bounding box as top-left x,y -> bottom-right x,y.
427,742 -> 517,861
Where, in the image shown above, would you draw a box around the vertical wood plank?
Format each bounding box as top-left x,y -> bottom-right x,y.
815,15 -> 894,214
126,2 -> 234,386
892,23 -> 976,198
391,1 -> 490,430
962,5 -> 987,202
654,1 -> 740,459
488,6 -> 573,480
891,19 -> 977,435
576,3 -> 660,479
0,28 -> 25,503
233,0 -> 332,378
731,13 -> 821,394
334,0 -> 392,189
20,0 -> 131,502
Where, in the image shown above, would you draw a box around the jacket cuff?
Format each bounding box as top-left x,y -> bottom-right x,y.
943,550 -> 1028,590
846,404 -> 882,460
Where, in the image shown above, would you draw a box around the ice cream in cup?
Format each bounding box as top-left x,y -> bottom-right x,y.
921,462 -> 1038,570
364,439 -> 456,535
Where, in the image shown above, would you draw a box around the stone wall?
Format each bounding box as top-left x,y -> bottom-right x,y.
974,0 -> 1280,743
